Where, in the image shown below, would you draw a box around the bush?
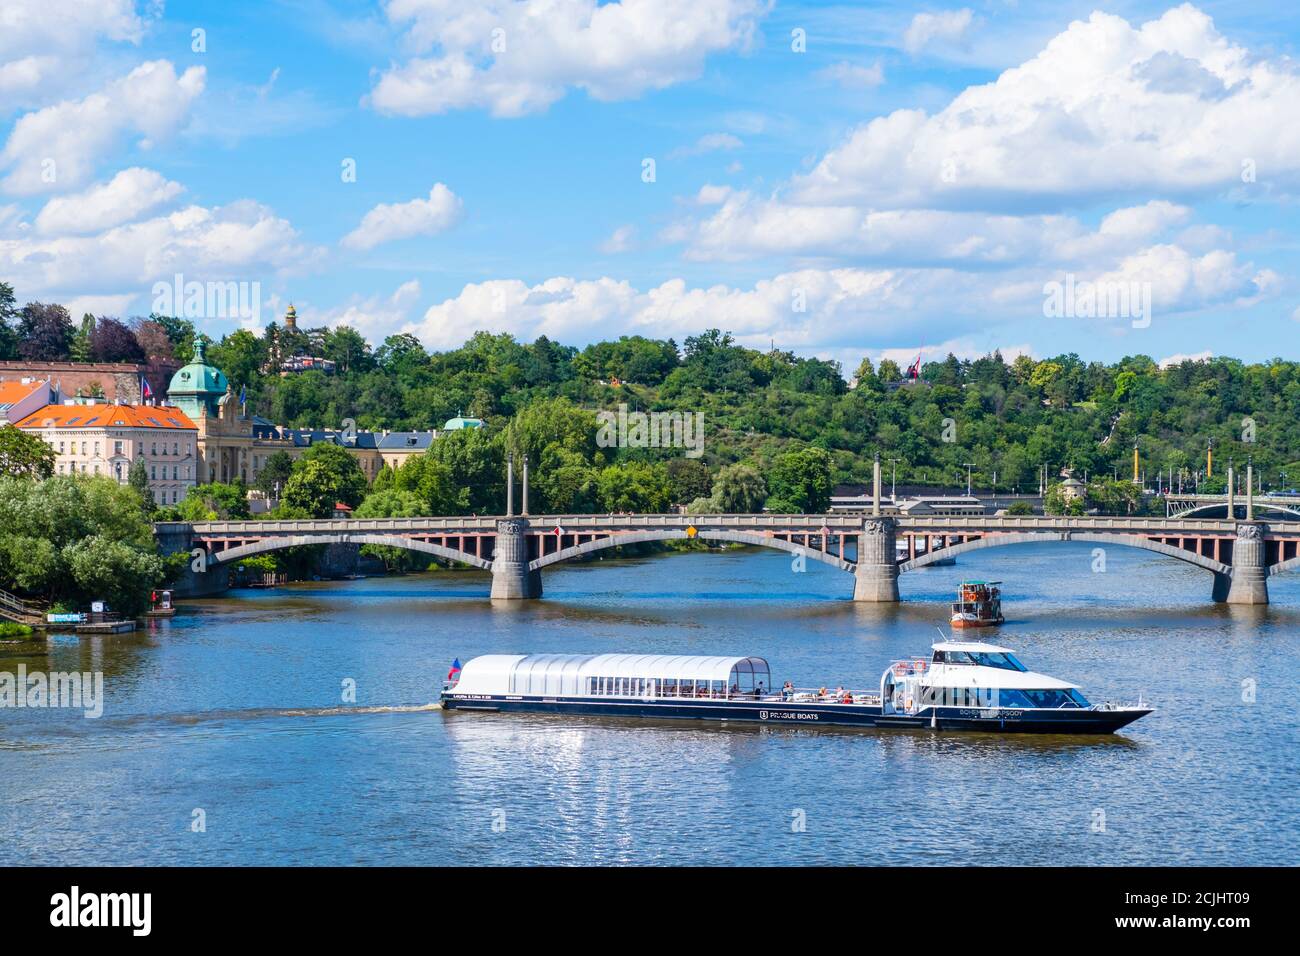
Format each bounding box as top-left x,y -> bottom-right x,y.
0,622 -> 34,639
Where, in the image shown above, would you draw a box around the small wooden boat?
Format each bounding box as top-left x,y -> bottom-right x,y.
951,580 -> 1003,628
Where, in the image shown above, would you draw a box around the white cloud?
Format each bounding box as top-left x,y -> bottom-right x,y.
903,9 -> 973,54
795,6 -> 1300,209
35,167 -> 183,235
668,190 -> 1194,267
819,60 -> 885,89
1,60 -> 206,195
0,0 -> 145,102
1159,350 -> 1213,366
368,0 -> 766,117
340,183 -> 462,251
668,132 -> 744,159
315,280 -> 424,343
406,268 -> 1003,353
599,225 -> 636,254
1,199 -> 323,306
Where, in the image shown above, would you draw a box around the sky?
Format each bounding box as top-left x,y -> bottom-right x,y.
1,0 -> 1298,371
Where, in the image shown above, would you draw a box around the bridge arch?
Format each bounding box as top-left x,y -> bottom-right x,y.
1171,502 -> 1300,521
208,534 -> 493,571
529,529 -> 854,573
1269,555 -> 1300,577
899,531 -> 1232,576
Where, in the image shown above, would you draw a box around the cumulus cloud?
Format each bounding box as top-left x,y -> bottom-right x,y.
340,183 -> 462,251
667,189 -> 1193,267
34,167 -> 183,235
1,60 -> 206,195
1,199 -> 323,305
0,0 -> 145,102
794,6 -> 1300,209
903,9 -> 973,54
315,280 -> 424,343
367,0 -> 766,117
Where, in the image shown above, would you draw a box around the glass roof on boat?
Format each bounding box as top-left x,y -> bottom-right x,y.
518,653 -> 768,682
449,653 -> 771,697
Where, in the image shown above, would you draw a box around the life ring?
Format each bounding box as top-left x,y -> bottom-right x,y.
893,663 -> 909,677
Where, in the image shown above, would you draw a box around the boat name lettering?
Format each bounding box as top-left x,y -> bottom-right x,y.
759,710 -> 819,721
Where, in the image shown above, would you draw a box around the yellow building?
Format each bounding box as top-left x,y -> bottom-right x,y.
16,402 -> 199,505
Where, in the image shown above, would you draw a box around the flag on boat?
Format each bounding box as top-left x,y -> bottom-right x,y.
447,658 -> 462,681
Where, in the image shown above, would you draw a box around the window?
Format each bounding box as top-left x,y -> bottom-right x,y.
114,440 -> 123,454
999,688 -> 1088,709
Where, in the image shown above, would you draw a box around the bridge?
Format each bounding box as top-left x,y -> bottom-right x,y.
1165,492 -> 1300,520
155,512 -> 1300,605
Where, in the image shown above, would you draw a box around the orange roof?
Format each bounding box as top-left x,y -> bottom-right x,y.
0,380 -> 47,405
15,403 -> 197,431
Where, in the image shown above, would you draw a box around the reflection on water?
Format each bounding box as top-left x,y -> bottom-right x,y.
1,542 -> 1297,865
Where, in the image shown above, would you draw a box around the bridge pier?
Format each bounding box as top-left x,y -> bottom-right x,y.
853,517 -> 900,602
1225,523 -> 1269,605
490,518 -> 542,600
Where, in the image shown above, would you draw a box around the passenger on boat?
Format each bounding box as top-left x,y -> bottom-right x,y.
782,681 -> 794,700
840,690 -> 853,703
818,686 -> 829,700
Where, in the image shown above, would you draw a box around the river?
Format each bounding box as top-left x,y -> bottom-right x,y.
2,543 -> 1297,866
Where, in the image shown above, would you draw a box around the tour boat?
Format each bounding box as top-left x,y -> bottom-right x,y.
440,641 -> 1152,734
951,580 -> 1004,629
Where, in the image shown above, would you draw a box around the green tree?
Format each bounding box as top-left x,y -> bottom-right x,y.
254,450 -> 295,496
0,282 -> 19,360
127,457 -> 152,511
665,458 -> 713,506
281,443 -> 367,517
597,461 -> 671,513
765,447 -> 834,513
390,455 -> 466,515
0,475 -> 166,615
710,463 -> 767,513
175,482 -> 252,520
0,424 -> 55,479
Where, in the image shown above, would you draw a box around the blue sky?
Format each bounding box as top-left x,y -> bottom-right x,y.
2,0 -> 1297,369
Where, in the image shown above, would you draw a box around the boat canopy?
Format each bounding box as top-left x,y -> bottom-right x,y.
450,653 -> 771,697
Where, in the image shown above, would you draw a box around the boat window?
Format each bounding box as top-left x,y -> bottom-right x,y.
968,652 -> 1028,671
1001,688 -> 1086,708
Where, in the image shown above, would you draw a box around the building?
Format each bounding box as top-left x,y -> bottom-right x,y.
167,339 -> 296,485
14,401 -> 198,505
0,360 -> 164,404
0,378 -> 59,425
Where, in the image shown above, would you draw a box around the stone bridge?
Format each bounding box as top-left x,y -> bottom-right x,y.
155,512 -> 1300,605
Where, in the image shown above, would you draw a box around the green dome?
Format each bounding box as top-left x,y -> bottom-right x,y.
168,339 -> 228,415
443,415 -> 483,430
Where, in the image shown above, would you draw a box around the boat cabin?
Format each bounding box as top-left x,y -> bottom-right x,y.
880,641 -> 1091,715
448,653 -> 773,700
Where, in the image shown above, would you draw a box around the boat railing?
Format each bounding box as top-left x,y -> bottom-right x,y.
776,687 -> 881,705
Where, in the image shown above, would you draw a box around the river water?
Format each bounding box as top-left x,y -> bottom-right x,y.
2,543 -> 1297,866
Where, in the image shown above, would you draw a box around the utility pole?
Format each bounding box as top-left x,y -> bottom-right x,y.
963,463 -> 975,497
887,458 -> 900,501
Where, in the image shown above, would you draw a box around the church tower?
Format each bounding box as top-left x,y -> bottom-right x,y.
284,303 -> 298,330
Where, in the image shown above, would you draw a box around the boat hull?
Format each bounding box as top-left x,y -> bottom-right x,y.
441,694 -> 1150,734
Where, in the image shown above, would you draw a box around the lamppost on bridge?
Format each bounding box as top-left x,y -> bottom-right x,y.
888,458 -> 900,501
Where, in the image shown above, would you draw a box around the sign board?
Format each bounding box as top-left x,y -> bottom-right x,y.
91,601 -> 106,613
46,612 -> 86,624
